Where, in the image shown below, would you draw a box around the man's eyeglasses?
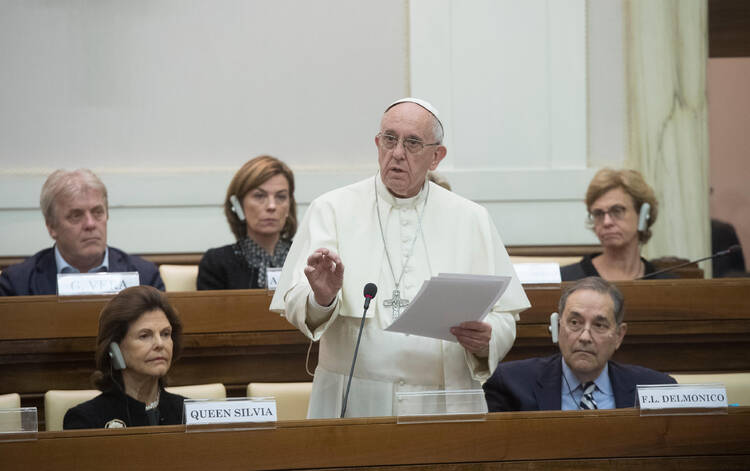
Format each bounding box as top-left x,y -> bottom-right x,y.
378,132 -> 440,154
563,317 -> 615,337
589,205 -> 627,224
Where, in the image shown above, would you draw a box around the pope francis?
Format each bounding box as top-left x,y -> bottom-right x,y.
270,98 -> 530,418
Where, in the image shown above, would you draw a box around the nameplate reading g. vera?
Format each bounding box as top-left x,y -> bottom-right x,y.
637,384 -> 728,410
57,272 -> 140,296
184,399 -> 278,425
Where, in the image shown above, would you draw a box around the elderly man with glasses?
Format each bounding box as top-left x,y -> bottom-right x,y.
483,277 -> 675,412
271,98 -> 529,418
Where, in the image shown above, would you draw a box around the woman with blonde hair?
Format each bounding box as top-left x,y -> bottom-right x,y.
561,168 -> 670,281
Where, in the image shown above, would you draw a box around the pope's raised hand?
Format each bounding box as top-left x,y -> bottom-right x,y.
304,248 -> 345,307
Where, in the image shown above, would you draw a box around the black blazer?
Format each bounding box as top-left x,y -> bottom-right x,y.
63,388 -> 185,429
197,244 -> 260,290
0,246 -> 164,296
560,253 -> 673,281
483,353 -> 676,412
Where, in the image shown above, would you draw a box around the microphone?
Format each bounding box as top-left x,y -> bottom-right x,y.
363,282 -> 377,310
341,283 -> 377,418
639,245 -> 742,280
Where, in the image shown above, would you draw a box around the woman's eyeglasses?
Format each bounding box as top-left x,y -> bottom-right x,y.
589,205 -> 627,224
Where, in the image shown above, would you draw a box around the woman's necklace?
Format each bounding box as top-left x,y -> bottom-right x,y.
374,177 -> 429,320
145,389 -> 160,411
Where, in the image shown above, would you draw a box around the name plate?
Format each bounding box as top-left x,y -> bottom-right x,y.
57,272 -> 140,296
266,267 -> 282,291
637,384 -> 728,410
184,399 -> 277,425
0,407 -> 38,436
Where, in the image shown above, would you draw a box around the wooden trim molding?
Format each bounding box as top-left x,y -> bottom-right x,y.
1,409 -> 749,470
1,246 -> 603,270
710,0 -> 750,57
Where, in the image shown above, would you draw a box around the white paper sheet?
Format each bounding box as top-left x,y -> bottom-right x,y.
512,263 -> 562,284
384,273 -> 511,342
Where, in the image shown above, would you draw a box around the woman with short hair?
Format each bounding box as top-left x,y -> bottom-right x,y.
561,168 -> 669,281
198,155 -> 297,290
64,285 -> 185,429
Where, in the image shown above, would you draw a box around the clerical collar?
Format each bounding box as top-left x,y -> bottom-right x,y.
55,245 -> 109,274
375,174 -> 429,209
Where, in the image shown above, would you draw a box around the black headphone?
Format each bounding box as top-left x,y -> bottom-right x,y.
108,342 -> 126,370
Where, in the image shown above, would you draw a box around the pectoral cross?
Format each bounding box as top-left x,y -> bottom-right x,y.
383,289 -> 409,320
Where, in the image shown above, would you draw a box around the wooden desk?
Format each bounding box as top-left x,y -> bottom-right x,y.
0,290 -> 310,400
2,279 -> 750,427
2,408 -> 749,470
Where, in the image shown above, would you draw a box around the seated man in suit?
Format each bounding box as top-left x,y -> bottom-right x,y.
483,276 -> 674,411
0,169 -> 164,296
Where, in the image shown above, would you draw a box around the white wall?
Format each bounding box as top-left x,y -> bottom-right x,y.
410,0 -> 596,245
0,0 -> 603,257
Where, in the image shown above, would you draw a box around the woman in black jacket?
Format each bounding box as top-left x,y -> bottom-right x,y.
64,285 -> 185,429
198,155 -> 297,290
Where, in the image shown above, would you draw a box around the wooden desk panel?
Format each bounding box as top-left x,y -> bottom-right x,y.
509,279 -> 750,372
2,279 -> 749,421
2,409 -> 749,470
0,289 -> 285,340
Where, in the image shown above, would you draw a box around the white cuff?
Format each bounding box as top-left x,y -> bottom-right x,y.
306,292 -> 336,329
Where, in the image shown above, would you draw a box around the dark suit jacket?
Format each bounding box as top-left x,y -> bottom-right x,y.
712,219 -> 746,277
483,353 -> 676,412
63,388 -> 184,429
197,244 -> 260,290
0,246 -> 164,296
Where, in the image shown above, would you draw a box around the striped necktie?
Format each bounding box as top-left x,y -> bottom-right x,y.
579,381 -> 598,410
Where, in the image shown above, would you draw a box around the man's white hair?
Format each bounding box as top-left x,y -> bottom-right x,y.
40,169 -> 108,226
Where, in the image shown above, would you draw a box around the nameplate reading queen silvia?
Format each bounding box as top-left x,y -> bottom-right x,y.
184,399 -> 278,425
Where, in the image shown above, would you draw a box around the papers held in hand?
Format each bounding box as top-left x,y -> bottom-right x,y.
384,273 -> 511,342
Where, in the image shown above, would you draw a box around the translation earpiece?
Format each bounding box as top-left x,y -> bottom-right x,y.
109,342 -> 126,370
549,312 -> 559,344
638,202 -> 651,232
229,194 -> 246,221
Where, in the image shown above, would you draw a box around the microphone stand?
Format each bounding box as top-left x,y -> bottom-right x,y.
639,246 -> 740,280
340,304 -> 369,418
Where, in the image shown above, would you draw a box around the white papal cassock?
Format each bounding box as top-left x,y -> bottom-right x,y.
270,175 -> 530,418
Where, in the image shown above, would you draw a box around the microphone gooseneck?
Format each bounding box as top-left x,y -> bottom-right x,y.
341,283 -> 377,418
638,245 -> 741,280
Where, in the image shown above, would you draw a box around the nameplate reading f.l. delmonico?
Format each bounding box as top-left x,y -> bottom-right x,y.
637,384 -> 728,413
184,399 -> 278,425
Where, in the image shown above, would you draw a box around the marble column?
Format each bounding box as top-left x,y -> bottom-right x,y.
623,0 -> 710,274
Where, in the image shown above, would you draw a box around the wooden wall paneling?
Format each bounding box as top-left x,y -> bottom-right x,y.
709,0 -> 750,57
